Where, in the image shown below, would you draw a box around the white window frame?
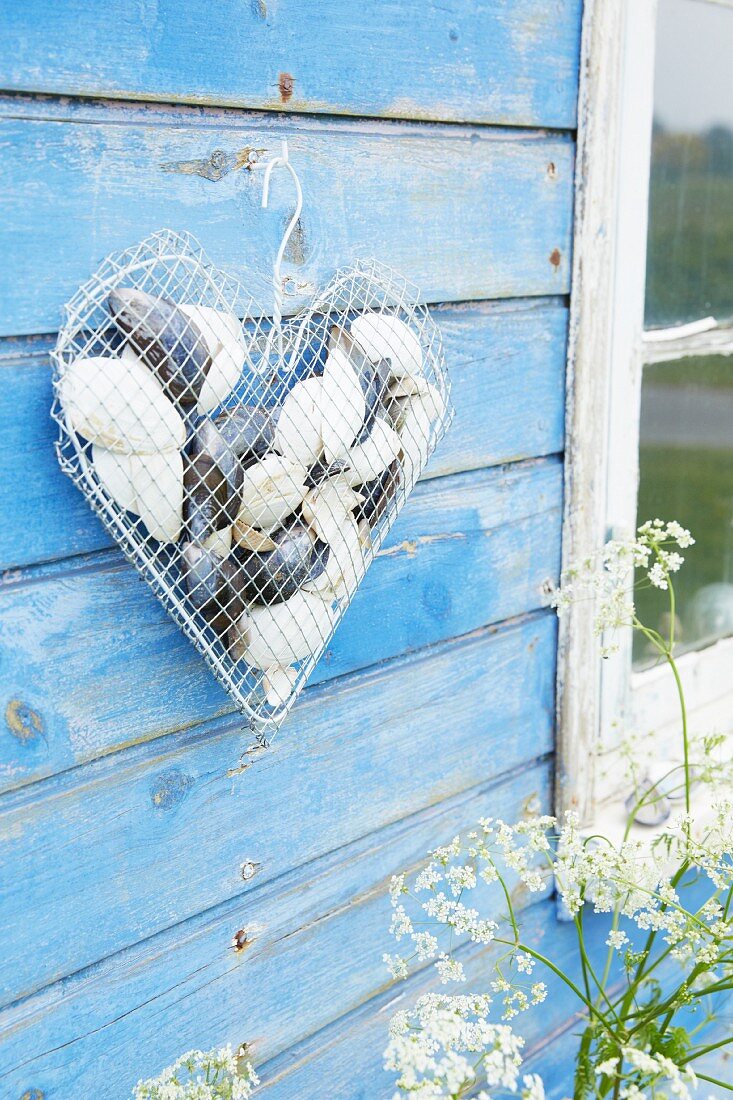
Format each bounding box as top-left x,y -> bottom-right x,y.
558,0 -> 733,835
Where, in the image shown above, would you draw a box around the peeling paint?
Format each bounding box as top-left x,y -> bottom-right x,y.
377,532 -> 466,559
160,146 -> 267,182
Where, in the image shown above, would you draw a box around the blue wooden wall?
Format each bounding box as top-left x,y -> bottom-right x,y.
0,4 -> 583,1096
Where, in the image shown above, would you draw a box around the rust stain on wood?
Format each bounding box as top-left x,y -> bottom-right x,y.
279,72 -> 295,102
160,146 -> 267,182
549,248 -> 562,269
5,699 -> 45,743
231,928 -> 253,952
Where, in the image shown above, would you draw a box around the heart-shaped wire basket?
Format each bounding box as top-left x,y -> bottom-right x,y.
52,163 -> 452,743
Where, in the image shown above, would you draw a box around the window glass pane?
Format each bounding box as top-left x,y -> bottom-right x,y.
634,355 -> 733,667
645,0 -> 733,328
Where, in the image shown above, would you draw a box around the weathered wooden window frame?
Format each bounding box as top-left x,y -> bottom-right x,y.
558,0 -> 733,832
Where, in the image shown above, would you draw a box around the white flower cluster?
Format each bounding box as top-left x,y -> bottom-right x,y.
594,1046 -> 699,1100
385,994 -> 528,1098
384,819 -> 559,1096
556,807 -> 733,973
385,804 -> 733,1097
133,1045 -> 259,1100
551,519 -> 694,654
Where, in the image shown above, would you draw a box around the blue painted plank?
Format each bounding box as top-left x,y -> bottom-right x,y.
0,96 -> 574,337
0,297 -> 567,571
259,888 -> 724,1099
0,612 -> 556,1009
0,458 -> 561,793
254,895 -> 604,1099
0,0 -> 583,129
0,765 -> 553,1097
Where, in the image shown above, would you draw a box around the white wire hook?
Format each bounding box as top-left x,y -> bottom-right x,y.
261,140 -> 303,358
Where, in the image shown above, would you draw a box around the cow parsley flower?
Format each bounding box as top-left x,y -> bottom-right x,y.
385,522 -> 733,1100
391,905 -> 414,940
521,1074 -> 545,1100
133,1045 -> 258,1100
384,996 -> 528,1098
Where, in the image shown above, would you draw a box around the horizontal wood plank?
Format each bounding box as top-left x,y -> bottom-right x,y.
1,762 -> 552,1096
256,903 -> 597,1098
0,298 -> 567,571
0,0 -> 582,129
0,612 -> 556,1010
258,877 -> 727,1098
0,458 -> 561,793
0,96 -> 574,337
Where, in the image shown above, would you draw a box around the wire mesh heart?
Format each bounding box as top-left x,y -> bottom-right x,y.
51,229 -> 453,741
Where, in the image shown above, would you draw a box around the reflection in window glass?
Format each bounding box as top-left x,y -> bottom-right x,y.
634,356 -> 733,667
645,0 -> 733,328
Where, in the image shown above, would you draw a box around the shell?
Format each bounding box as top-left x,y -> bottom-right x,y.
194,407 -> 275,470
329,325 -> 391,441
356,459 -> 403,529
230,589 -> 337,669
92,445 -> 183,541
304,514 -> 365,597
319,344 -> 366,464
108,289 -> 212,407
350,313 -> 424,382
263,664 -> 299,708
184,452 -> 231,543
188,407 -> 277,542
60,355 -> 186,454
387,374 -> 433,399
393,383 -> 446,482
179,304 -> 247,414
342,418 -> 402,487
202,525 -> 233,556
274,376 -> 324,466
232,522 -> 278,553
92,446 -> 137,511
181,542 -> 245,633
129,450 -> 184,542
304,459 -> 348,489
235,521 -> 327,605
235,454 -> 308,532
301,478 -> 364,545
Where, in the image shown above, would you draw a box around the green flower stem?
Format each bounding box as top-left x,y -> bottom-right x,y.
694,1070 -> 733,1091
574,910 -> 622,1024
493,937 -> 616,1037
665,650 -> 691,816
574,910 -> 593,1005
492,858 -> 520,941
683,1033 -> 733,1065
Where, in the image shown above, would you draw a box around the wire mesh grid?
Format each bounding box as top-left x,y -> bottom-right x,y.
51,228 -> 453,742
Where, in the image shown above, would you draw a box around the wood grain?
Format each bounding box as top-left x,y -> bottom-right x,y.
0,613 -> 556,1010
0,0 -> 582,128
0,96 -> 574,337
0,458 -> 561,794
254,895 -> 607,1098
0,768 -> 553,1096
